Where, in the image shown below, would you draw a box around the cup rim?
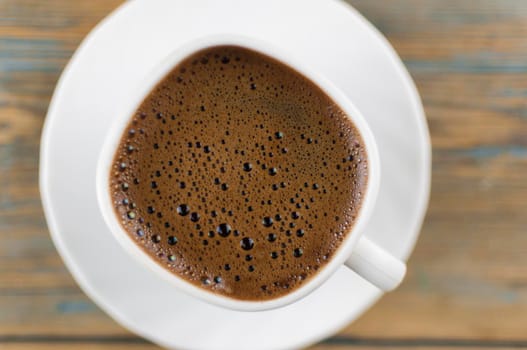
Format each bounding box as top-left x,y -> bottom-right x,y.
96,33 -> 381,312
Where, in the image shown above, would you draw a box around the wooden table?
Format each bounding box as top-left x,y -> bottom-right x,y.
1,0 -> 526,349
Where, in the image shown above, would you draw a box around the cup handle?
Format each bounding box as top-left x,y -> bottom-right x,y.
345,237 -> 406,291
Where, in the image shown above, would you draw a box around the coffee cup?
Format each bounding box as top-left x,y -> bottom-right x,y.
96,35 -> 406,312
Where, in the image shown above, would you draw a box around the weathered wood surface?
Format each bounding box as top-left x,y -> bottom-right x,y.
0,0 -> 526,349
1,345 -> 527,350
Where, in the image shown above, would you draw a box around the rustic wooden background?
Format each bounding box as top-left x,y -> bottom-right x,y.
1,0 -> 526,349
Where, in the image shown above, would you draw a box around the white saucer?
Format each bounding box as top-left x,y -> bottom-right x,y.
40,1 -> 431,349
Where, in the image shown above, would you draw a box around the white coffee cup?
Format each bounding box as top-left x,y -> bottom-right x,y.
96,34 -> 406,312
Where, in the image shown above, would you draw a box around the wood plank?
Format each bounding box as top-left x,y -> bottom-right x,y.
0,0 -> 128,340
1,347 -> 524,350
1,344 -> 157,350
1,341 -> 527,350
0,294 -> 126,336
348,0 -> 527,64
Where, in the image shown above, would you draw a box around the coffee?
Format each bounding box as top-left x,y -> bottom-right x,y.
109,46 -> 368,301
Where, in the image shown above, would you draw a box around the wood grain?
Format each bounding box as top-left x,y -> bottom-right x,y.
1,346 -> 526,350
1,0 -> 526,349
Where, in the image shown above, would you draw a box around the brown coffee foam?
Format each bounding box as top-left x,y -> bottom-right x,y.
109,46 -> 368,301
